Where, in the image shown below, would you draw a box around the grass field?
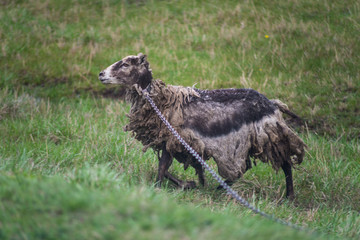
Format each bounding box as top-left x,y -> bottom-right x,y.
1,0 -> 360,239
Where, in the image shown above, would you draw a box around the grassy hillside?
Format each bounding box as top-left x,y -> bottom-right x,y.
1,0 -> 360,239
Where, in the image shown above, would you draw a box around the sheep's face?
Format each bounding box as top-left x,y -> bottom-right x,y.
99,53 -> 152,89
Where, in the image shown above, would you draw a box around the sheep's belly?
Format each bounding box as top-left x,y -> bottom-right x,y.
193,114 -> 280,182
199,125 -> 253,181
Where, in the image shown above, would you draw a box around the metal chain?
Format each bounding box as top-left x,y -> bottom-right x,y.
142,89 -> 305,231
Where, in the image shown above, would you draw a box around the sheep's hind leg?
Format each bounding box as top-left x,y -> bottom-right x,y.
281,161 -> 294,200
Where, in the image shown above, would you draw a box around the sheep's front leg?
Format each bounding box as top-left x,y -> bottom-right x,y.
282,161 -> 294,200
156,146 -> 196,189
216,180 -> 234,190
165,172 -> 196,189
156,146 -> 173,187
195,164 -> 205,186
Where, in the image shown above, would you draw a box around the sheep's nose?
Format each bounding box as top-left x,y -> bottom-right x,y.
99,71 -> 105,77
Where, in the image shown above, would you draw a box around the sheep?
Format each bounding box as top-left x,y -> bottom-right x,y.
99,53 -> 306,199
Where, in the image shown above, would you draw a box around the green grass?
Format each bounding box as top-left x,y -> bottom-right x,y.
1,0 -> 360,239
1,89 -> 359,239
0,174 -> 329,240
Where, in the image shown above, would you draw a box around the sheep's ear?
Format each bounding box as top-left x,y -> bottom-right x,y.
138,53 -> 147,65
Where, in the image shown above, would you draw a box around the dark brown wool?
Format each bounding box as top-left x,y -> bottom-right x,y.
99,53 -> 307,198
125,80 -> 305,181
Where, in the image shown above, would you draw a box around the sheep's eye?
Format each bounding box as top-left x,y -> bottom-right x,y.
121,63 -> 129,68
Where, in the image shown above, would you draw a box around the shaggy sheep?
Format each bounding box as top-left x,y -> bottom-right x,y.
99,53 -> 306,199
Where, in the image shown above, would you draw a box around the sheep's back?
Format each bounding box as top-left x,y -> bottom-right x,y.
184,88 -> 277,137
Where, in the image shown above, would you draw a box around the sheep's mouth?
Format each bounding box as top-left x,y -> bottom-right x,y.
99,77 -> 125,85
99,70 -> 114,84
99,76 -> 113,84
99,78 -> 109,84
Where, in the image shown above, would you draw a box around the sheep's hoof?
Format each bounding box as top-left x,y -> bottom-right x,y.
155,182 -> 162,188
287,194 -> 295,201
182,181 -> 196,189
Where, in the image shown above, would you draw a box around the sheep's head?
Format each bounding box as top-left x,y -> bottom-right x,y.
99,53 -> 152,89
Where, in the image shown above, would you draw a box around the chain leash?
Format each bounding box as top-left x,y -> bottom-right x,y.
142,89 -> 307,232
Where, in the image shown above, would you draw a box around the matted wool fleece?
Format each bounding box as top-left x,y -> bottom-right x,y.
124,80 -> 205,155
124,80 -> 306,180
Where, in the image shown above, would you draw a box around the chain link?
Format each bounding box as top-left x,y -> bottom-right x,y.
142,89 -> 306,231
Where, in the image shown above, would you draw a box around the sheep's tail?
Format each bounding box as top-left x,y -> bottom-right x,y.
271,99 -> 304,125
